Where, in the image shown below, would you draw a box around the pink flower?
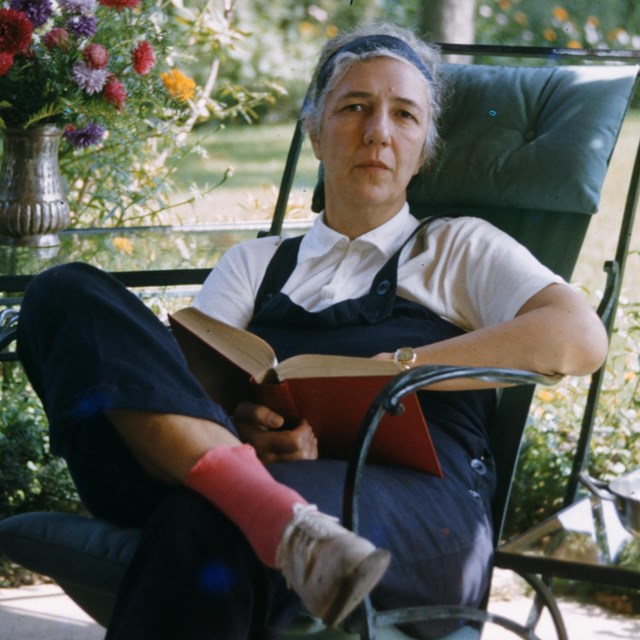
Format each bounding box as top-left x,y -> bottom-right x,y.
0,8 -> 33,55
103,74 -> 126,111
132,40 -> 155,75
98,0 -> 140,10
0,51 -> 14,75
43,27 -> 68,50
83,42 -> 109,69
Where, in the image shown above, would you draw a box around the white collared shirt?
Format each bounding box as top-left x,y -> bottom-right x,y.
194,205 -> 563,331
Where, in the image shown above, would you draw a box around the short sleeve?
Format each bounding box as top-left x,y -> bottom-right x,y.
193,237 -> 282,328
440,218 -> 565,329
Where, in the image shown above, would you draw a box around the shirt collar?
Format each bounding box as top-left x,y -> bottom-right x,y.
299,203 -> 419,261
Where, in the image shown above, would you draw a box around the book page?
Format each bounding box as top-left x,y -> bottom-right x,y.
275,353 -> 401,381
170,307 -> 277,379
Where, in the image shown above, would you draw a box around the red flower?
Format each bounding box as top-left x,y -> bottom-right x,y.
0,51 -> 14,76
83,43 -> 110,69
103,74 -> 126,111
0,8 -> 33,55
98,0 -> 141,10
132,40 -> 155,75
43,27 -> 69,50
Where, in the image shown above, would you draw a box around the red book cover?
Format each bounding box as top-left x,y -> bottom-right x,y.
169,307 -> 443,476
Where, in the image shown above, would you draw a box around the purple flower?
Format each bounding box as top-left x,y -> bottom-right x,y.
72,60 -> 107,93
64,121 -> 105,148
65,13 -> 96,38
9,0 -> 52,28
59,0 -> 97,14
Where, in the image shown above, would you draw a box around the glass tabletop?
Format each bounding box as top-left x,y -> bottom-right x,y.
496,493 -> 640,589
0,222 -> 310,282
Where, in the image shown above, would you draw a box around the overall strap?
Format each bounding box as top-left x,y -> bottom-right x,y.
253,235 -> 304,315
361,217 -> 433,323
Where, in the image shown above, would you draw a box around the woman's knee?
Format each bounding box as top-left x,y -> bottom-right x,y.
23,263 -> 107,309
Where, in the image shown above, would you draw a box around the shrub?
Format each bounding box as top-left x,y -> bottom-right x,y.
0,363 -> 82,520
505,296 -> 640,539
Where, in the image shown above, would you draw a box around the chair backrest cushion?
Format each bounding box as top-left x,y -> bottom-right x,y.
408,63 -> 638,216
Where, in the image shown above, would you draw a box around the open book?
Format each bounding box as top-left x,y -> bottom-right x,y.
169,306 -> 442,476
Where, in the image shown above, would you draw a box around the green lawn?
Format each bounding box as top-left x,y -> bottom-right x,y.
175,122 -> 318,191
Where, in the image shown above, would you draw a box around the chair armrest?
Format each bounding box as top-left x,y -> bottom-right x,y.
375,365 -> 558,416
0,308 -> 19,352
344,364 -> 559,532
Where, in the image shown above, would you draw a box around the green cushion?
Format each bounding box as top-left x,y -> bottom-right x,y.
0,512 -> 139,593
313,64 -> 638,217
409,64 -> 637,215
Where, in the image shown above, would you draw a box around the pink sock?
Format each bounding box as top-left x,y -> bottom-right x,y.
185,444 -> 308,567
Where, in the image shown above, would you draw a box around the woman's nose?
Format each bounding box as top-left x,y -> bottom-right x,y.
364,110 -> 391,146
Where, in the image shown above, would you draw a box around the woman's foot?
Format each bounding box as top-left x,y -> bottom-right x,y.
275,504 -> 391,627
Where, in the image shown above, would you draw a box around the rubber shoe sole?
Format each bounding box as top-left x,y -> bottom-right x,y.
321,548 -> 391,627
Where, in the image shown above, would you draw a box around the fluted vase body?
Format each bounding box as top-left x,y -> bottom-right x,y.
0,125 -> 70,247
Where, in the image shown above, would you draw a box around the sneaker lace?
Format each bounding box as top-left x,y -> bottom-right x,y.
276,503 -> 341,587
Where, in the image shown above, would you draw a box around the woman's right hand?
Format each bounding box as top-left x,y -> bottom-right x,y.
232,401 -> 318,464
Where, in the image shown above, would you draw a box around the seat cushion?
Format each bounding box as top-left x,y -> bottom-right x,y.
0,512 -> 139,593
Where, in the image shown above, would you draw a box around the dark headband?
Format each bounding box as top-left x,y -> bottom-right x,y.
314,34 -> 433,101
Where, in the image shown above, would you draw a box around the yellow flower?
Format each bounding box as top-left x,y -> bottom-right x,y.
161,69 -> 196,103
299,21 -> 314,35
552,6 -> 569,22
112,237 -> 133,254
586,16 -> 600,28
498,0 -> 511,10
514,11 -> 528,26
326,24 -> 338,39
543,28 -> 558,42
624,371 -> 637,382
537,389 -> 554,403
567,39 -> 582,49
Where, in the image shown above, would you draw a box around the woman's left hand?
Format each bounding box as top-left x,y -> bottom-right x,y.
232,401 -> 318,464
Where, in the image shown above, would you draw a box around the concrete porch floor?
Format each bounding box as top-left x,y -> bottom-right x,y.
1,570 -> 639,639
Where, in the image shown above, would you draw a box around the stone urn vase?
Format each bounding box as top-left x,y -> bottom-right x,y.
0,124 -> 71,247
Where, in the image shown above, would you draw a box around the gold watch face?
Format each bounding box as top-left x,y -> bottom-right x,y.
394,347 -> 416,367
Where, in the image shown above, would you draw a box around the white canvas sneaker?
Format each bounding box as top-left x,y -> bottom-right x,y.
275,504 -> 391,627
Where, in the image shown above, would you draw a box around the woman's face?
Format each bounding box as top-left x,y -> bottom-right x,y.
311,56 -> 430,222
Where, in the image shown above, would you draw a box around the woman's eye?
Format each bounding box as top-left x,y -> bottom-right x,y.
398,110 -> 417,121
344,103 -> 365,112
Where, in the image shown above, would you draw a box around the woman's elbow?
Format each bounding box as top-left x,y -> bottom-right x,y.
560,315 -> 609,376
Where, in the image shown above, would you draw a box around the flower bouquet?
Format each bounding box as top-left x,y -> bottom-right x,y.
0,0 -> 278,230
0,0 -> 196,148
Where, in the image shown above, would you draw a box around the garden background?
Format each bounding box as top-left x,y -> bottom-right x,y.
1,0 -> 640,609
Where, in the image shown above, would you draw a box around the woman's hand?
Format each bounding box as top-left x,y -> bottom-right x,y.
232,401 -> 318,464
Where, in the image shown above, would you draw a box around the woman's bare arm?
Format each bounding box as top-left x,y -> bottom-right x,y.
377,283 -> 609,390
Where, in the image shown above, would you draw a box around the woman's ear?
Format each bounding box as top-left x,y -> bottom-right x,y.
310,132 -> 323,161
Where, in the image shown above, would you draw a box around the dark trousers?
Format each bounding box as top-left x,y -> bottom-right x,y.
18,263 -> 495,640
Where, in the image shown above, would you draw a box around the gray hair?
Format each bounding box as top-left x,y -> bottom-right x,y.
301,23 -> 444,167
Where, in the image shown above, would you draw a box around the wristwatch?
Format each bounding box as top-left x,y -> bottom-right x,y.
393,347 -> 417,370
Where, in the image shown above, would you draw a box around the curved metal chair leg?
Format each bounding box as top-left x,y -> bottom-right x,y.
519,574 -> 569,640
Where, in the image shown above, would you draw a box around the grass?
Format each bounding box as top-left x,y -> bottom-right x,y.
170,122 -> 318,225
172,116 -> 640,300
572,112 -> 640,302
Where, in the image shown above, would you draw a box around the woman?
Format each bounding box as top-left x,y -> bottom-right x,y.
17,23 -> 608,640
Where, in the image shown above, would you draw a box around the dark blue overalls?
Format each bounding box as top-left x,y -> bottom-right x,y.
17,222 -> 497,640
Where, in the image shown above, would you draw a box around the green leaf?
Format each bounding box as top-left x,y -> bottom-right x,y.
23,103 -> 66,129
